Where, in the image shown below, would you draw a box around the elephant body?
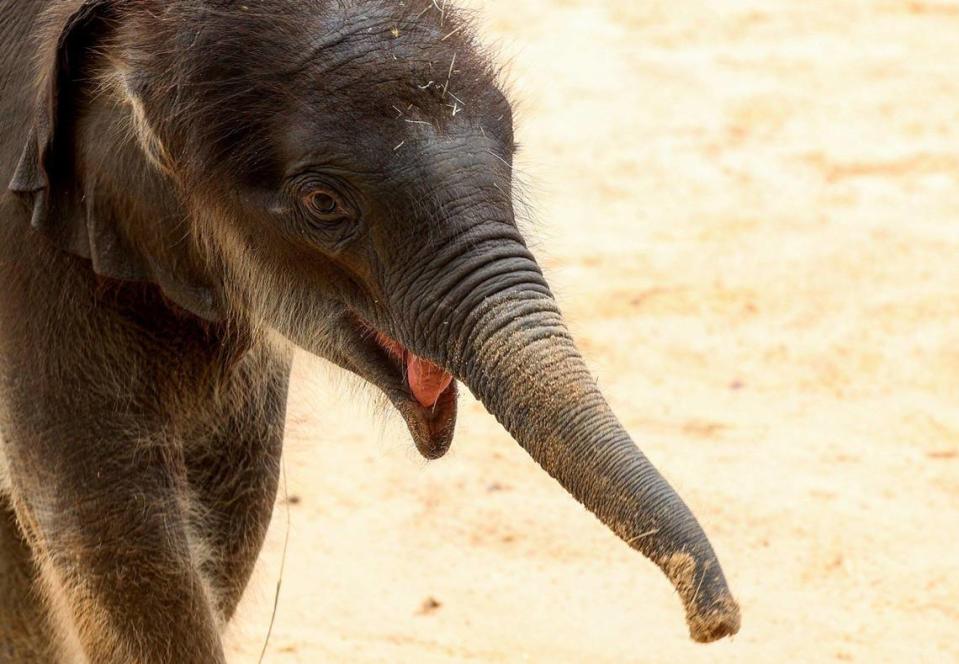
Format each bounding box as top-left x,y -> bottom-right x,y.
0,4 -> 294,661
0,1 -> 738,661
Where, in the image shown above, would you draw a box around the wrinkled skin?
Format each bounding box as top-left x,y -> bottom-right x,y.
0,1 -> 740,662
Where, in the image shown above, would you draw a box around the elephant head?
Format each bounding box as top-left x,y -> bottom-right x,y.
9,0 -> 740,642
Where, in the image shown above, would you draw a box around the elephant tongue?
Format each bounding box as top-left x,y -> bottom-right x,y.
373,330 -> 453,408
406,354 -> 453,408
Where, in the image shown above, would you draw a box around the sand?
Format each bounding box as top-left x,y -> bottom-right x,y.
225,1 -> 959,661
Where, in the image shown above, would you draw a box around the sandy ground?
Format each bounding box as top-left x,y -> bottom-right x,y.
225,1 -> 959,662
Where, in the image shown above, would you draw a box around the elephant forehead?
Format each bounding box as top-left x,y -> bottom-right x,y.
290,2 -> 509,129
171,1 -> 513,175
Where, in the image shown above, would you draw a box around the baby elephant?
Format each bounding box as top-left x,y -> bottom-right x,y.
0,1 -> 739,661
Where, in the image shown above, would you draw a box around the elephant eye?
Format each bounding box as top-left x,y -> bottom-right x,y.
303,190 -> 343,218
289,174 -> 359,235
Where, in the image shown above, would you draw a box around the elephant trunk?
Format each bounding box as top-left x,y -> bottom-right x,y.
428,242 -> 740,642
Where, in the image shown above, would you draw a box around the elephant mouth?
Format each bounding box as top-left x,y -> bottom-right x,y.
371,331 -> 455,409
347,313 -> 458,460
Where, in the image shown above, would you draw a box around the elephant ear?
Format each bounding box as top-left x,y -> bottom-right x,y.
8,1 -> 222,322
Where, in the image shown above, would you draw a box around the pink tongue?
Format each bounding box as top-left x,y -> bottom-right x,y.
406,354 -> 454,408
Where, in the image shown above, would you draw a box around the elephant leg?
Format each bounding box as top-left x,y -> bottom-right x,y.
3,439 -> 226,664
185,363 -> 290,621
0,496 -> 60,664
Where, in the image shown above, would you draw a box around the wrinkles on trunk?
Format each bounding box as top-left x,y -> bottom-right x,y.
440,261 -> 741,643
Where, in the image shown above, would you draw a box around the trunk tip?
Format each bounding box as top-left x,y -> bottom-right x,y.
662,551 -> 741,643
687,594 -> 741,643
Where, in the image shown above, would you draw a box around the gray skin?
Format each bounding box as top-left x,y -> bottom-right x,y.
0,1 -> 740,662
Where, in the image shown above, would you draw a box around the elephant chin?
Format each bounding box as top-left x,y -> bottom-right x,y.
391,382 -> 458,460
